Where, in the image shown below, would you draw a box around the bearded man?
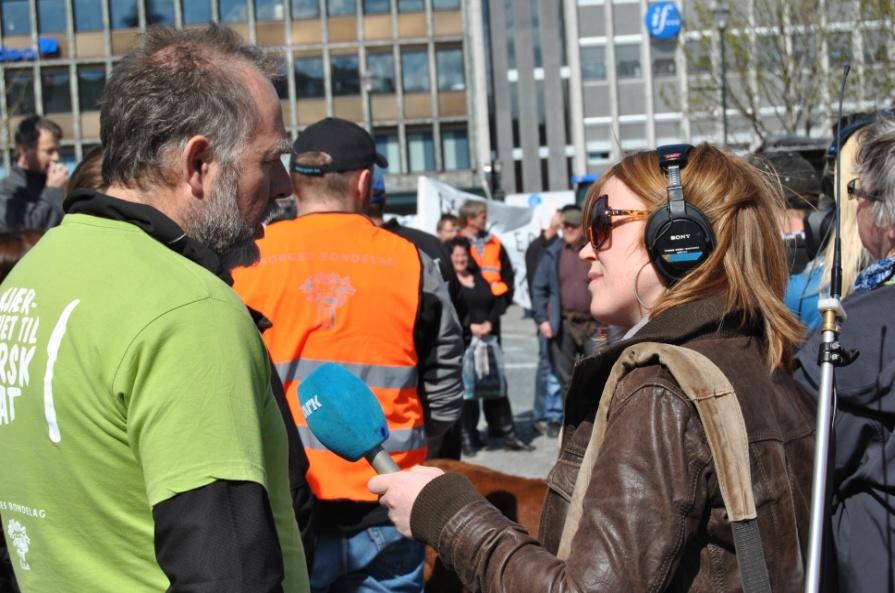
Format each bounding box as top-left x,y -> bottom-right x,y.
0,25 -> 309,593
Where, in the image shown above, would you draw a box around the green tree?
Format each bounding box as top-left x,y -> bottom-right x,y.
681,0 -> 894,141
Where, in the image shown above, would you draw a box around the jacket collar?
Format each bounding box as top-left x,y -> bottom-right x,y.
563,297 -> 738,427
65,188 -> 232,285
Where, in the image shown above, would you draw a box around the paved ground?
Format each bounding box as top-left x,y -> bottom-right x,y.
461,305 -> 560,480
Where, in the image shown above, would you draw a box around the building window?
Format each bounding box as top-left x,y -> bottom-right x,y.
38,0 -> 66,33
295,56 -> 325,98
375,129 -> 400,173
364,0 -> 389,14
615,44 -> 641,79
78,65 -> 105,111
5,70 -> 35,115
407,127 -> 435,172
331,54 -> 360,96
367,52 -> 395,93
183,0 -> 211,24
255,0 -> 285,20
327,0 -> 355,16
441,126 -> 469,170
220,0 -> 247,22
580,46 -> 606,81
110,0 -> 138,28
864,29 -> 887,63
433,0 -> 459,9
41,67 -> 71,114
651,40 -> 676,77
398,0 -> 423,11
829,31 -> 851,67
292,0 -> 319,18
1,0 -> 30,35
436,46 -> 465,91
74,0 -> 103,31
401,49 -> 429,93
147,0 -> 175,25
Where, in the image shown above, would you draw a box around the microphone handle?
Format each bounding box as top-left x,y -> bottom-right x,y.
365,446 -> 401,474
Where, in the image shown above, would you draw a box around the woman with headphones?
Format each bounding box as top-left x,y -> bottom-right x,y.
370,144 -> 816,593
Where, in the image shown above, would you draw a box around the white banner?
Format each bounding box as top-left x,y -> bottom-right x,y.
414,177 -> 574,310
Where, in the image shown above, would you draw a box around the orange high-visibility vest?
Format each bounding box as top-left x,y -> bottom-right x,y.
232,212 -> 426,502
469,234 -> 509,296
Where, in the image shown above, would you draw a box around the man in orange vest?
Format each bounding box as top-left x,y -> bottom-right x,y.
457,200 -> 530,453
232,117 -> 464,593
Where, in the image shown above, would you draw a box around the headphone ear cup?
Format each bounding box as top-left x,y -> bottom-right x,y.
644,204 -> 715,284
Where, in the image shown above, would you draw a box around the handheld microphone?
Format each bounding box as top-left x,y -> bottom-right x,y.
297,362 -> 400,474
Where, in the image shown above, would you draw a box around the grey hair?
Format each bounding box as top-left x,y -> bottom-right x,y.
856,113 -> 895,228
99,24 -> 280,190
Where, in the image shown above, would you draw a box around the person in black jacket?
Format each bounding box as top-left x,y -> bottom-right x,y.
794,113 -> 895,593
447,236 -> 531,455
0,115 -> 69,232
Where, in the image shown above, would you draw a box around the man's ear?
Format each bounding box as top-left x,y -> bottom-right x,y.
354,168 -> 372,207
182,136 -> 212,198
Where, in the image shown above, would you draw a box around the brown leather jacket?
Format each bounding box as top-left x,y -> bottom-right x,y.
411,299 -> 816,593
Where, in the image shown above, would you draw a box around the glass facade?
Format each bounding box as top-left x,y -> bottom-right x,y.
38,0 -> 66,32
327,0 -> 354,16
0,0 -> 473,194
367,52 -> 395,93
183,0 -> 212,24
364,0 -> 389,14
615,44 -> 641,79
5,70 -> 35,115
398,0 -> 423,12
407,127 -> 435,172
78,65 -> 106,111
292,0 -> 318,18
441,127 -> 469,170
41,67 -> 72,114
74,0 -> 103,31
2,0 -> 30,35
580,46 -> 606,81
436,46 -> 465,91
331,55 -> 360,96
401,49 -> 429,93
295,56 -> 325,98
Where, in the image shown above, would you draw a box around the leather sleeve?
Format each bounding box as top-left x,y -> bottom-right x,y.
413,382 -> 713,593
153,480 -> 285,593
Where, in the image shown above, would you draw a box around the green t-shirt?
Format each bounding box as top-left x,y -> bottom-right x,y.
0,214 -> 308,593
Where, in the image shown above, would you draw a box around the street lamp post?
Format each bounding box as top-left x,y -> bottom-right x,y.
714,3 -> 730,147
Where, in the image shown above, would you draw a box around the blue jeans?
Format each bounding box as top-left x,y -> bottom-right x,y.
533,332 -> 563,423
310,525 -> 425,593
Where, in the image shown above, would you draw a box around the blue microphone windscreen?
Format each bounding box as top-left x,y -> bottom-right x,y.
297,363 -> 389,461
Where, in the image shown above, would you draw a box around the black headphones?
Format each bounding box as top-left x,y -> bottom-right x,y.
644,144 -> 716,285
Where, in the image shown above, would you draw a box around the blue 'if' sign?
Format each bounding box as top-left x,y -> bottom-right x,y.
645,2 -> 682,40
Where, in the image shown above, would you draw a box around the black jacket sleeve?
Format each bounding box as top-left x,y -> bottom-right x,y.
153,480 -> 285,593
497,243 -> 515,314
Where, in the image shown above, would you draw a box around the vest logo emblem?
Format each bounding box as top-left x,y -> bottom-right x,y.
300,273 -> 357,329
7,519 -> 31,571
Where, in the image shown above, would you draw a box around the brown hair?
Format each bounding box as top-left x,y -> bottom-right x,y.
582,143 -> 802,372
458,200 -> 486,227
66,146 -> 105,203
0,231 -> 44,282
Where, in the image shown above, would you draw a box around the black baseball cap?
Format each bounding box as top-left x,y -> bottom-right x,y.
754,151 -> 820,207
291,117 -> 388,176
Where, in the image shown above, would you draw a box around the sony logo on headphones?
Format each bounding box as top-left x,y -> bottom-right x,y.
670,234 -> 691,240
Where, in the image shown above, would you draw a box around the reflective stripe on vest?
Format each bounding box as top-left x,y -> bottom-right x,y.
274,358 -> 418,390
232,212 -> 426,502
469,236 -> 509,296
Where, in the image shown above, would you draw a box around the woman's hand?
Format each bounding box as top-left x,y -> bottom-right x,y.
368,465 -> 445,538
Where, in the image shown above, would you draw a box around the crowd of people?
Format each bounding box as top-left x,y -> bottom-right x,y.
0,22 -> 893,593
